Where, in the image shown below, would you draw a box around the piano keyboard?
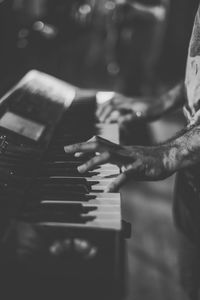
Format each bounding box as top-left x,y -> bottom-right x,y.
25,125 -> 122,231
0,72 -> 128,300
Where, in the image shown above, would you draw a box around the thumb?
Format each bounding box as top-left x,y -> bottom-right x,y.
105,172 -> 128,192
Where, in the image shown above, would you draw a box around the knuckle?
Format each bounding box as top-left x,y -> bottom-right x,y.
93,136 -> 98,142
76,142 -> 83,150
91,136 -> 100,146
88,136 -> 96,143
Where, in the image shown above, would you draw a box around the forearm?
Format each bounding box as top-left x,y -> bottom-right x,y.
143,81 -> 186,121
162,124 -> 200,172
160,81 -> 186,114
130,81 -> 186,122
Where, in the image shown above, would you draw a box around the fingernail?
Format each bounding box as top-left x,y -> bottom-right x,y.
75,152 -> 81,157
64,146 -> 72,153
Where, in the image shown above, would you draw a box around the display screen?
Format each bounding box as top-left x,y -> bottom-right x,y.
0,111 -> 45,141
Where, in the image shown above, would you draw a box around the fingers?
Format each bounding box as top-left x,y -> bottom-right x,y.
78,152 -> 110,173
64,141 -> 97,154
97,103 -> 114,123
74,136 -> 107,157
105,160 -> 146,192
97,103 -> 140,124
96,101 -> 108,119
105,111 -> 120,123
97,102 -> 129,123
96,92 -> 114,120
65,136 -> 119,154
97,94 -> 149,124
105,172 -> 128,192
65,136 -> 121,172
96,92 -> 124,123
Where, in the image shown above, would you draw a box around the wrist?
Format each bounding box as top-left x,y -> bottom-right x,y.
162,82 -> 185,114
160,143 -> 181,174
133,96 -> 164,121
75,88 -> 97,100
165,138 -> 190,172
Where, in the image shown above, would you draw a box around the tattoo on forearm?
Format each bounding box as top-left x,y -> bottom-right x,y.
166,124 -> 200,169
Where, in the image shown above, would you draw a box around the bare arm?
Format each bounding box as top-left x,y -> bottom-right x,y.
166,124 -> 200,170
154,81 -> 186,117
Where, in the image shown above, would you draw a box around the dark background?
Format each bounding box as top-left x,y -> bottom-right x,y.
0,1 -> 200,300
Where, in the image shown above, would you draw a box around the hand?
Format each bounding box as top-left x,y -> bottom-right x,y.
64,136 -> 176,192
96,92 -> 162,124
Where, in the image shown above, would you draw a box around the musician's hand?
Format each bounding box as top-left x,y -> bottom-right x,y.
64,136 -> 176,192
96,92 -> 163,124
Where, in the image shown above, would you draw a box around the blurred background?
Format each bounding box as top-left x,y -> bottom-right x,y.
0,0 -> 200,299
0,0 -> 198,96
